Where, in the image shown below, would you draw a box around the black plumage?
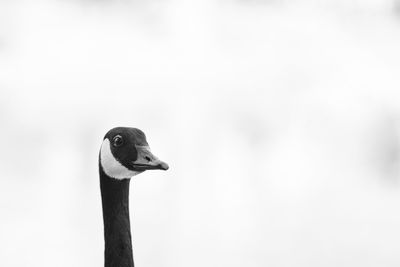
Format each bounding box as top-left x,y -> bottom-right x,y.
100,165 -> 134,267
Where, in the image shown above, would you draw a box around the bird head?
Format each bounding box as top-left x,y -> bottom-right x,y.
99,127 -> 169,179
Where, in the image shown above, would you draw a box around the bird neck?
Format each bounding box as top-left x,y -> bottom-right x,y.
99,164 -> 134,267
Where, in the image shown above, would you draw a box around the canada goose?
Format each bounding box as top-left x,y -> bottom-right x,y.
98,127 -> 168,267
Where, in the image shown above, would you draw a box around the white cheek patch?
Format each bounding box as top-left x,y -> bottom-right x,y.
100,139 -> 140,180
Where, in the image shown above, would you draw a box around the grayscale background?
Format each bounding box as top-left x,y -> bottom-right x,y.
1,0 -> 400,266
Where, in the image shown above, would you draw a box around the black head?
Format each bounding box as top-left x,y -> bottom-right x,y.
99,127 -> 169,179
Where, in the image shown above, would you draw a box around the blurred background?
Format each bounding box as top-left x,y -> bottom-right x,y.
1,0 -> 400,266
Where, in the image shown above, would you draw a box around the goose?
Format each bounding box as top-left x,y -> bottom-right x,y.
99,127 -> 169,267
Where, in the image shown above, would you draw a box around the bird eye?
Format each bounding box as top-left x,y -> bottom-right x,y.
112,135 -> 123,147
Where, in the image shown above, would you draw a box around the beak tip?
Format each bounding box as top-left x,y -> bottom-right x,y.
160,162 -> 169,171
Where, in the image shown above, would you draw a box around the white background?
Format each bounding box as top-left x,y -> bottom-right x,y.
1,0 -> 400,266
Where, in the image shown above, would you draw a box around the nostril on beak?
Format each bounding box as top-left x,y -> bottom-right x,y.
145,156 -> 152,162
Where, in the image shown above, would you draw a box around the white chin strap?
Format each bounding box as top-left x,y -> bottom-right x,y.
100,139 -> 140,180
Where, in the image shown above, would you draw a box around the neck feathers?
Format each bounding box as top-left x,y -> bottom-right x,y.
99,164 -> 134,267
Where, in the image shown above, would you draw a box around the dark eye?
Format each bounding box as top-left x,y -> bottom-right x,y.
112,135 -> 124,147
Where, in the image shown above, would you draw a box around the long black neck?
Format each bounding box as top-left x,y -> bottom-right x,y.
99,164 -> 134,267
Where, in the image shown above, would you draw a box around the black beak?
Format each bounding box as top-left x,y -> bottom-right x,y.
131,145 -> 169,171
